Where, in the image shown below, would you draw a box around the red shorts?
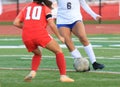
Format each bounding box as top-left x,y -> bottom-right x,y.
23,34 -> 52,52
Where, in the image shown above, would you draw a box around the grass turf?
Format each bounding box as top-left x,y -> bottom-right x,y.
0,34 -> 120,87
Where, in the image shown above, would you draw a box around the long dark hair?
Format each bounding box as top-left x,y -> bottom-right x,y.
33,0 -> 53,9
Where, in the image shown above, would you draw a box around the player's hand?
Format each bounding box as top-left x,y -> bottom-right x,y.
96,15 -> 102,21
59,36 -> 65,43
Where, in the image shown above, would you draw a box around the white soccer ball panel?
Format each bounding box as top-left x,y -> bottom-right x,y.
82,58 -> 89,70
74,58 -> 89,72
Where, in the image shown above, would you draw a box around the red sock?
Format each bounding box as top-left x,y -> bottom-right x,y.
31,55 -> 41,71
56,52 -> 66,75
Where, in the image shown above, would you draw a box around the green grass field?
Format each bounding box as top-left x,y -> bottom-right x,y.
0,34 -> 120,87
0,20 -> 120,25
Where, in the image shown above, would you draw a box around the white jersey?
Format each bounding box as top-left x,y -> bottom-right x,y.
51,1 -> 58,18
50,0 -> 99,24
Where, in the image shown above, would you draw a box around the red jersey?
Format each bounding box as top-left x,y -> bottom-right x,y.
16,2 -> 52,41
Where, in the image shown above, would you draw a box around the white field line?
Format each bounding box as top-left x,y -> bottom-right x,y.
88,37 -> 120,39
0,55 -> 120,60
20,56 -> 120,60
0,37 -> 110,41
1,45 -> 120,49
94,48 -> 120,49
72,39 -> 120,43
0,38 -> 21,41
0,44 -> 103,49
0,37 -> 120,48
89,71 -> 120,75
114,56 -> 120,58
109,44 -> 120,47
68,69 -> 120,75
0,55 -> 32,57
0,37 -> 120,42
0,45 -> 25,48
90,41 -> 120,43
0,67 -> 120,75
60,44 -> 103,48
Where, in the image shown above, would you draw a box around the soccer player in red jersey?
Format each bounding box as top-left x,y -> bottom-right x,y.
13,0 -> 74,82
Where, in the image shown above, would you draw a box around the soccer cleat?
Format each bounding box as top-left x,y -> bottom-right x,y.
24,71 -> 36,82
92,62 -> 104,70
60,75 -> 74,82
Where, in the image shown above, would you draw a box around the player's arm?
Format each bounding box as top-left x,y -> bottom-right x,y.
47,15 -> 64,43
13,9 -> 24,29
45,6 -> 64,43
13,18 -> 23,29
80,0 -> 101,21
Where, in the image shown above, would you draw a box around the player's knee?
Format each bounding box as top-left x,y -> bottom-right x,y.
79,38 -> 89,46
32,49 -> 42,56
55,48 -> 63,54
34,52 -> 41,56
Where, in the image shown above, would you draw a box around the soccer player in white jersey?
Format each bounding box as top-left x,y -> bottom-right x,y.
50,0 -> 104,70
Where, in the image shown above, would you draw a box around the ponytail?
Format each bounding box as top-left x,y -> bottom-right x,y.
33,0 -> 52,9
43,0 -> 52,9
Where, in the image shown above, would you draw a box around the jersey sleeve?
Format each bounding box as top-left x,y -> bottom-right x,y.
16,8 -> 25,22
80,0 -> 99,20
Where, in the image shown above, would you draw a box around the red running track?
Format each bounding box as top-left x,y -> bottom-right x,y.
0,24 -> 120,36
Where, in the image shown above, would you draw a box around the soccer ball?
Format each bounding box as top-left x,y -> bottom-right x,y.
73,58 -> 90,72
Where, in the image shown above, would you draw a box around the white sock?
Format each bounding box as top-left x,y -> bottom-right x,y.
84,44 -> 96,64
70,48 -> 82,59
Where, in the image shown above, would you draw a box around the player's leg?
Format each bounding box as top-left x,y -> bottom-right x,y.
58,27 -> 82,59
24,48 -> 42,82
32,48 -> 42,71
23,40 -> 42,82
58,27 -> 75,51
72,21 -> 104,70
45,39 -> 74,82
